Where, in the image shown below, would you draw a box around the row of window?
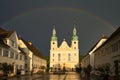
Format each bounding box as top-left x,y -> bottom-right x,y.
52,53 -> 72,62
33,64 -> 41,69
0,63 -> 24,70
0,48 -> 24,60
52,53 -> 76,57
95,39 -> 120,58
16,64 -> 24,70
33,56 -> 42,62
52,47 -> 77,50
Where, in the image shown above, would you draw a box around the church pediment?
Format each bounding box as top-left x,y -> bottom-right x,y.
57,39 -> 71,51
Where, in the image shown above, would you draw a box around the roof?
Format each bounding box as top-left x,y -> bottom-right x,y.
82,35 -> 107,59
18,47 -> 26,55
94,27 -> 120,52
88,35 -> 107,53
104,27 -> 120,43
21,38 -> 46,59
0,28 -> 15,38
0,38 -> 9,48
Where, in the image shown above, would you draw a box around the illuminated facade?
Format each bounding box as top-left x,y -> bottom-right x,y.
50,26 -> 79,71
0,28 -> 25,75
0,28 -> 46,76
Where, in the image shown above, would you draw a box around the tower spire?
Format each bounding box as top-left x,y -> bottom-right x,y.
72,25 -> 78,40
51,24 -> 57,41
73,25 -> 77,35
52,25 -> 56,36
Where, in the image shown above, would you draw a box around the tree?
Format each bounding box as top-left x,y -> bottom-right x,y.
96,63 -> 111,80
86,65 -> 92,79
1,63 -> 14,75
114,60 -> 119,76
76,63 -> 82,73
86,65 -> 92,74
45,56 -> 50,71
41,65 -> 46,69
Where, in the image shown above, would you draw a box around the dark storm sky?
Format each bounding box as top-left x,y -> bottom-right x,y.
0,0 -> 120,56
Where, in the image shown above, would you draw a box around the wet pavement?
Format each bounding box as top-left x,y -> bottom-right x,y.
7,72 -> 81,80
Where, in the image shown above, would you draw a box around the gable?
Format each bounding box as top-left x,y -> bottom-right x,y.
57,40 -> 71,51
9,31 -> 18,42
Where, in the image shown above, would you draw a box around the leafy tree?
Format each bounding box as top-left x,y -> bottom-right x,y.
96,63 -> 111,80
86,65 -> 92,79
79,54 -> 84,62
41,65 -> 46,69
114,60 -> 119,76
45,56 -> 50,71
76,63 -> 82,73
1,63 -> 14,75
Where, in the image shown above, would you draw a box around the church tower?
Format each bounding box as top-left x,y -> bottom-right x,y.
50,26 -> 58,50
72,25 -> 79,50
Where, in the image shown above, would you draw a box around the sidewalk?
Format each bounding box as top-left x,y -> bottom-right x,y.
0,74 -> 41,80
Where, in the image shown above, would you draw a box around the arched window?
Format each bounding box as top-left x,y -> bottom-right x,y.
68,53 -> 71,61
53,54 -> 54,57
58,53 -> 60,61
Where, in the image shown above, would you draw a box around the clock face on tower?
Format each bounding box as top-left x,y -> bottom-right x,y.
74,42 -> 76,44
53,42 -> 55,45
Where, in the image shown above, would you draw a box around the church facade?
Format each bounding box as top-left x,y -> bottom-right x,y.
50,26 -> 79,71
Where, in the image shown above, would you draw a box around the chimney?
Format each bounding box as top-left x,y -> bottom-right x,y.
28,41 -> 32,45
102,34 -> 107,39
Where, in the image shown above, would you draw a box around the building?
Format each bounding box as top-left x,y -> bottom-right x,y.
19,38 -> 47,74
50,26 -> 79,71
81,27 -> 120,76
0,27 -> 47,76
18,38 -> 33,74
26,41 -> 47,73
0,28 -> 25,75
81,54 -> 90,68
94,27 -> 120,76
81,35 -> 107,69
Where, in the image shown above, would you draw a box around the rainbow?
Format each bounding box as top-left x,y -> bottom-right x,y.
1,7 -> 116,30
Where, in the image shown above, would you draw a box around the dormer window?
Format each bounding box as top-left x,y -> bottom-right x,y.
10,40 -> 17,48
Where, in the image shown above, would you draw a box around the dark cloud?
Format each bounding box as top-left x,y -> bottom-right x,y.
0,0 -> 120,56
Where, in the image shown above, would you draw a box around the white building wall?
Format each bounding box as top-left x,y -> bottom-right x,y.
18,39 -> 33,74
94,31 -> 120,75
0,32 -> 25,75
81,54 -> 90,68
89,38 -> 107,69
